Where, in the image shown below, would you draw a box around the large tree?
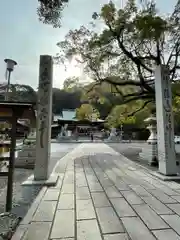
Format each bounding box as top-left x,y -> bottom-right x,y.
56,0 -> 180,114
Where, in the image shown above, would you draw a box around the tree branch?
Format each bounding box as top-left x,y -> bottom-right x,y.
123,93 -> 154,104
127,100 -> 152,117
105,22 -> 153,74
102,77 -> 142,87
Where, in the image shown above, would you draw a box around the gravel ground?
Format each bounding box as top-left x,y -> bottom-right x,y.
0,143 -> 78,217
108,143 -> 158,172
108,142 -> 180,172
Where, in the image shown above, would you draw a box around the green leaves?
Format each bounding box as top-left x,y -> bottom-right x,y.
105,105 -> 136,128
135,14 -> 167,40
105,99 -> 152,128
57,0 -> 180,116
37,0 -> 68,28
100,1 -> 116,23
76,104 -> 100,121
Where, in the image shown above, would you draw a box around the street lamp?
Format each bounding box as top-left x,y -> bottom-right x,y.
4,58 -> 17,101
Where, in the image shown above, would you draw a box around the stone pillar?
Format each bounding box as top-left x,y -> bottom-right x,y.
155,65 -> 178,175
34,55 -> 53,180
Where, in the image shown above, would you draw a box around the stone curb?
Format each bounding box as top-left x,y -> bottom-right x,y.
11,187 -> 47,240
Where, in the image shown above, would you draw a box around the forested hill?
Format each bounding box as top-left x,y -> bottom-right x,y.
0,83 -> 116,120
52,88 -> 82,114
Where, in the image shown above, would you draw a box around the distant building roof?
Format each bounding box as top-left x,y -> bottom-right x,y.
62,110 -> 76,121
53,109 -> 105,123
54,109 -> 77,122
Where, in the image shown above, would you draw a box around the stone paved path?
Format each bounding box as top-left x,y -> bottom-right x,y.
12,143 -> 180,240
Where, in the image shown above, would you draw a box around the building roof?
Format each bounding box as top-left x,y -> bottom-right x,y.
54,109 -> 77,122
54,109 -> 105,123
0,101 -> 35,122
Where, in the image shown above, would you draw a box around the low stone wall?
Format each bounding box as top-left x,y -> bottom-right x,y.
15,144 -> 36,169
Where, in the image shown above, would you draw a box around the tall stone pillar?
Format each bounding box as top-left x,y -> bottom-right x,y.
155,65 -> 178,175
34,55 -> 53,180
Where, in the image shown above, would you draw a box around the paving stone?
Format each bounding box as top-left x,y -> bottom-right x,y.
32,201 -> 56,222
122,217 -> 156,240
96,175 -> 114,187
84,169 -> 95,176
114,181 -> 130,191
121,191 -> 144,205
163,181 -> 180,190
76,173 -> 88,187
50,210 -> 74,239
89,183 -> 103,192
104,186 -> 123,198
174,189 -> 180,194
96,207 -> 124,234
76,173 -> 87,183
58,194 -> 74,209
172,195 -> 180,203
11,225 -> 27,240
85,172 -> 97,179
77,219 -> 102,240
61,183 -> 74,194
75,167 -> 84,172
20,187 -> 47,225
76,187 -> 91,200
76,180 -> 88,187
51,238 -> 74,240
161,215 -> 180,235
147,189 -> 177,204
139,181 -> 156,190
21,222 -> 51,240
142,196 -> 173,215
52,175 -> 64,189
103,233 -> 129,240
167,203 -> 180,215
105,171 -> 117,182
152,229 -> 180,240
99,179 -> 114,187
43,189 -> 60,201
64,170 -> 74,179
129,185 -> 151,197
133,204 -> 168,230
110,198 -> 136,217
76,199 -> 96,220
152,183 -> 179,196
92,192 -> 111,207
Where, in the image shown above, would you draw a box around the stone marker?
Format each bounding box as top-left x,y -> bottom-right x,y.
34,55 -> 53,181
155,65 -> 178,175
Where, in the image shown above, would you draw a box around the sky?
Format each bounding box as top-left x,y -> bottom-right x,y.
0,0 -> 178,90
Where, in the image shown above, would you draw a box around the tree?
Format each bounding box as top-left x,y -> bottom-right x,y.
37,0 -> 68,27
0,84 -> 37,103
63,77 -> 84,92
76,104 -> 100,121
56,0 -> 180,116
52,88 -> 82,113
105,100 -> 151,128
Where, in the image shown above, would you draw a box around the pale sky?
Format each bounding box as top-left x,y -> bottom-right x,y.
0,0 -> 177,90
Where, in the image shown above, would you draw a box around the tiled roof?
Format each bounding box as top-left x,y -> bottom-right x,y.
54,109 -> 77,121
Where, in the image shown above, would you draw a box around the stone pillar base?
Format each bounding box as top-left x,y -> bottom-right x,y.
15,145 -> 36,169
139,144 -> 158,167
22,174 -> 58,186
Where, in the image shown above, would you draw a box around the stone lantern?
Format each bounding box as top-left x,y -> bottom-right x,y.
145,116 -> 157,145
139,115 -> 158,166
